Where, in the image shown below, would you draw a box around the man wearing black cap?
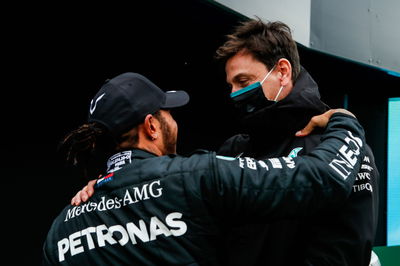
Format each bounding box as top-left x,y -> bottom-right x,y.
43,72 -> 367,265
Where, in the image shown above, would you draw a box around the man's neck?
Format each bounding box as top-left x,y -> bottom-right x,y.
136,142 -> 164,157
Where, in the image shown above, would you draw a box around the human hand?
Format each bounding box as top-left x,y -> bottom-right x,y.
71,179 -> 97,206
295,108 -> 355,137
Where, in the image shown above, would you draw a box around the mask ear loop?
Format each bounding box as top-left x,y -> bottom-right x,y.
261,65 -> 280,101
260,65 -> 276,84
273,85 -> 284,102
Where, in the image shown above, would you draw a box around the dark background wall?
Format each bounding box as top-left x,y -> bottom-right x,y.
3,1 -> 399,265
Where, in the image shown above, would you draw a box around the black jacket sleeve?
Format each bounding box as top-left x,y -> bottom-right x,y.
203,113 -> 366,222
217,133 -> 251,157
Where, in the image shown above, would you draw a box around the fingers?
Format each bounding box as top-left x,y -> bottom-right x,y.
86,179 -> 97,197
295,108 -> 356,137
295,109 -> 334,137
71,187 -> 90,206
332,108 -> 355,118
70,179 -> 97,206
71,190 -> 83,206
295,117 -> 318,137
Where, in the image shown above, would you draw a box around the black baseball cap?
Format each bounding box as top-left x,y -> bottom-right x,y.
88,72 -> 189,137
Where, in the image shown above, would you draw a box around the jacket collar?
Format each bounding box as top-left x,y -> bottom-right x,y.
242,67 -> 329,139
130,149 -> 158,159
106,149 -> 157,173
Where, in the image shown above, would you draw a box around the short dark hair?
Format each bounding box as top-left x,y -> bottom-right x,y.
215,18 -> 301,81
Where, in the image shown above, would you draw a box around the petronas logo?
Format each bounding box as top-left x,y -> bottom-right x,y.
288,147 -> 303,158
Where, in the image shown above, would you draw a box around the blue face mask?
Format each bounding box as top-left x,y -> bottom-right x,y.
230,65 -> 284,113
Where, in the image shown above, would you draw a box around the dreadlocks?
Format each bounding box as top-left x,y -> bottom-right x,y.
58,122 -> 115,178
59,111 -> 162,178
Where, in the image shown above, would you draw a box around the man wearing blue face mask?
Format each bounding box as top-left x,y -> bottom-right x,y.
215,19 -> 380,266
230,64 -> 284,113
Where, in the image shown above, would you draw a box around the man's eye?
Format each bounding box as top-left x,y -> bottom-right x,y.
239,80 -> 249,87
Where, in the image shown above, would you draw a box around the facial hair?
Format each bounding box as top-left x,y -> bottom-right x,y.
158,114 -> 177,154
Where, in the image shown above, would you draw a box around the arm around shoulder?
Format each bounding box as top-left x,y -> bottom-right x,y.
202,113 -> 367,222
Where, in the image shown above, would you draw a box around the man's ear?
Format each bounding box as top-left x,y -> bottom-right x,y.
143,114 -> 158,140
277,58 -> 292,86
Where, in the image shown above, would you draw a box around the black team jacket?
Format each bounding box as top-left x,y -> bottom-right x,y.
218,68 -> 380,266
43,114 -> 366,265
